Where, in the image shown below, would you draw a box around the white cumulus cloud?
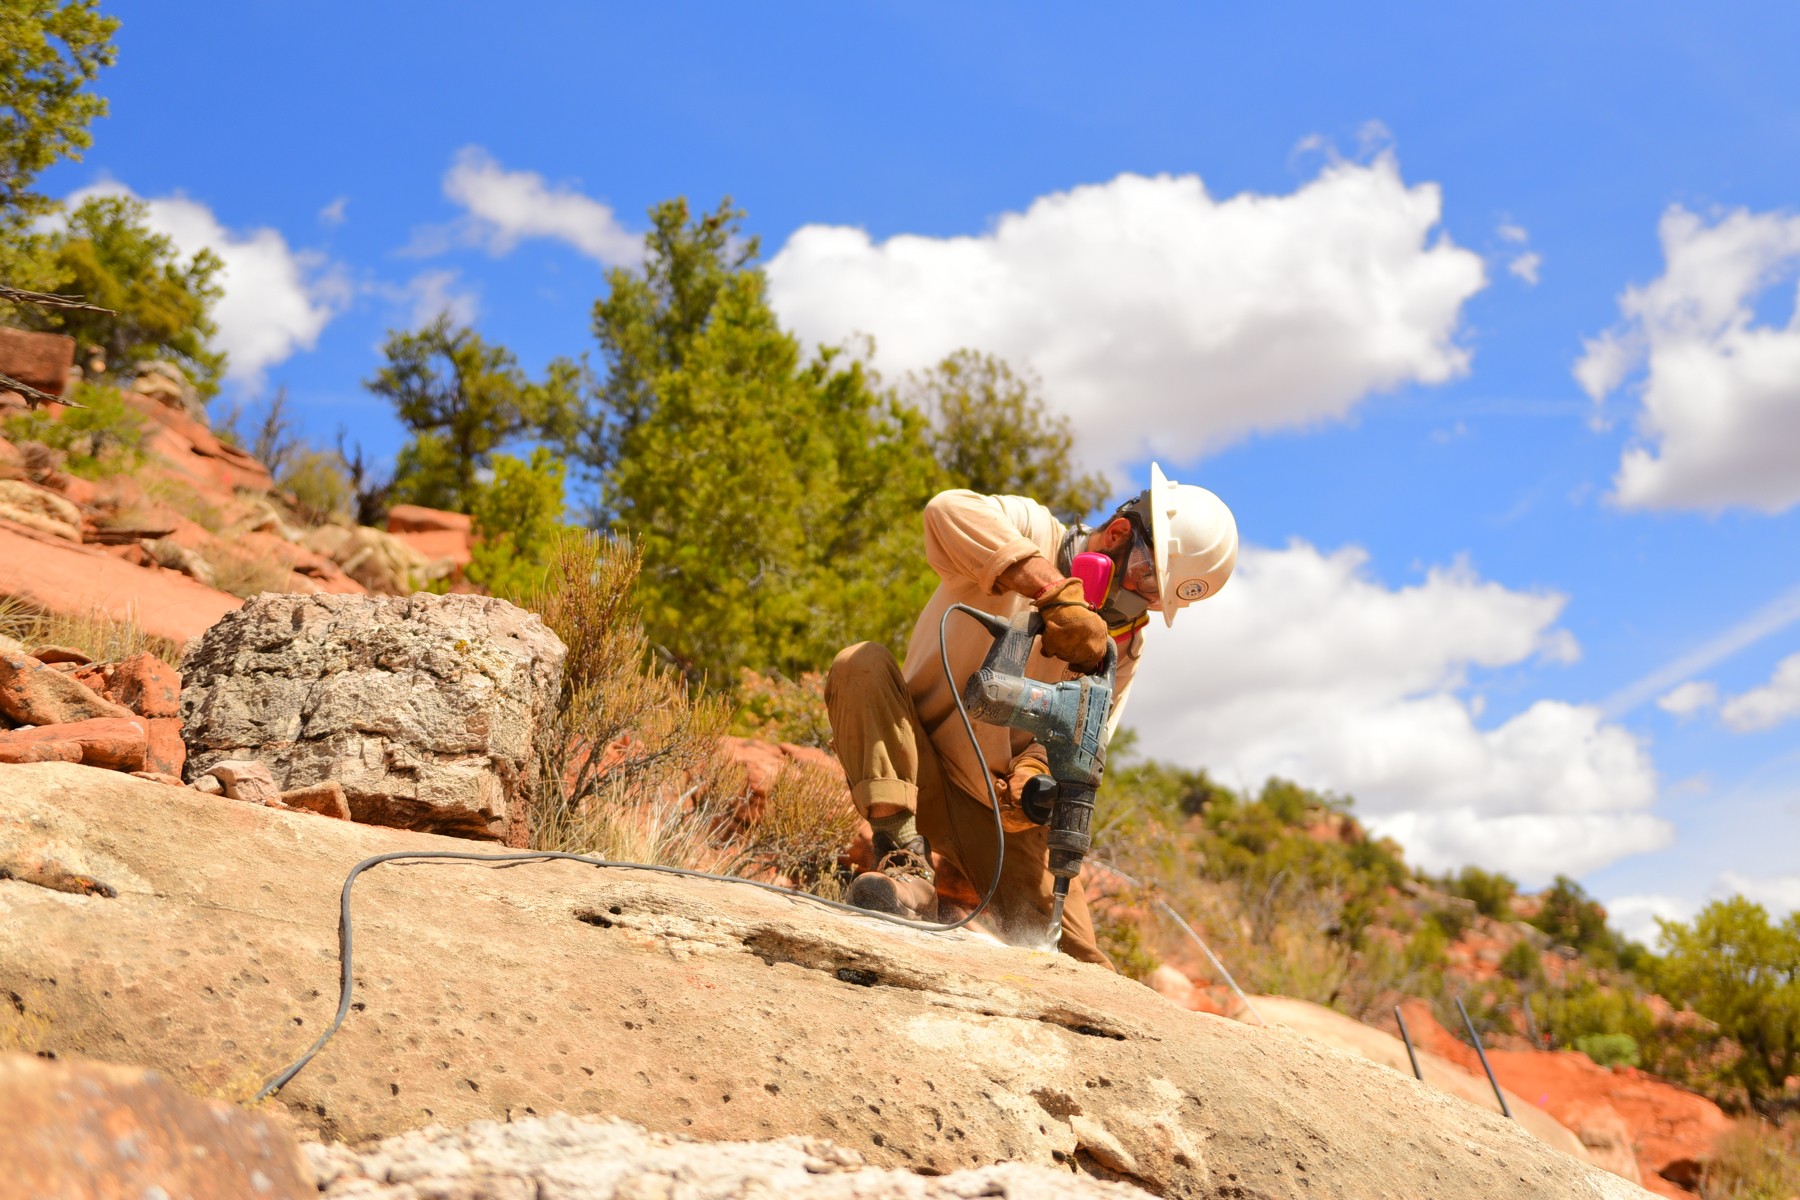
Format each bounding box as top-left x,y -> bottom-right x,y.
1576,205 -> 1800,513
765,153 -> 1487,471
441,146 -> 639,267
1715,870 -> 1800,916
1657,679 -> 1718,717
1125,540 -> 1668,882
1604,894 -> 1696,946
65,181 -> 345,387
1720,650 -> 1800,732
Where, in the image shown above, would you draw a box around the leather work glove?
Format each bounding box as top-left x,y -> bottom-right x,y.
1033,577 -> 1107,672
993,757 -> 1053,834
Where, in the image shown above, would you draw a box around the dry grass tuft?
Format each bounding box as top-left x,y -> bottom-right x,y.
1699,1119 -> 1800,1199
201,547 -> 294,600
739,761 -> 858,898
519,532 -> 857,899
0,595 -> 180,663
522,531 -> 733,859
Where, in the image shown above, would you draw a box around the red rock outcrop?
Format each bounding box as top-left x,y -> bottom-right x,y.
0,327 -> 75,398
0,1052 -> 312,1199
387,504 -> 473,570
0,646 -> 135,724
0,716 -> 147,770
0,520 -> 242,646
1394,998 -> 1733,1195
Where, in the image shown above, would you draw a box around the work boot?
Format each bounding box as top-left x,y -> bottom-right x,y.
846,832 -> 938,920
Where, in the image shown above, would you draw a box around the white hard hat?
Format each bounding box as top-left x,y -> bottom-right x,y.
1146,462 -> 1237,627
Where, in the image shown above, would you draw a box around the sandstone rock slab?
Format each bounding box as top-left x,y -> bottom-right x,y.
179,592 -> 565,841
0,731 -> 81,763
0,478 -> 81,541
0,764 -> 1652,1200
308,1113 -> 1151,1199
0,1051 -> 311,1199
0,522 -> 242,646
145,714 -> 184,775
71,650 -> 183,717
0,716 -> 146,770
280,779 -> 352,819
302,525 -> 435,595
386,504 -> 473,535
199,757 -> 283,804
0,647 -> 135,725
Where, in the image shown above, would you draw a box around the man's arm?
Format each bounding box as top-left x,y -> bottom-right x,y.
996,554 -> 1064,600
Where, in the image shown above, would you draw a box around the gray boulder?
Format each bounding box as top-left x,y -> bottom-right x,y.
179,592 -> 565,842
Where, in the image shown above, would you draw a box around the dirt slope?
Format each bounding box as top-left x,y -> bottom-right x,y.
0,763 -> 1651,1199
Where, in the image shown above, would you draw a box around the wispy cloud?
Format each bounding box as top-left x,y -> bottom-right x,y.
428,146 -> 640,267
1602,581 -> 1800,718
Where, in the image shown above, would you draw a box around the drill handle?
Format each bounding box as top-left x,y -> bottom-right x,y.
970,605 -> 1041,679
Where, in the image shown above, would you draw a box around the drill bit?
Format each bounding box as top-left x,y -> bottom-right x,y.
1046,889 -> 1068,950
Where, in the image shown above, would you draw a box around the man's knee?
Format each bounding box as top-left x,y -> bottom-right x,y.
825,641 -> 900,704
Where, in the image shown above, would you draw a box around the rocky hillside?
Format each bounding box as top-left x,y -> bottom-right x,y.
0,348 -> 1744,1197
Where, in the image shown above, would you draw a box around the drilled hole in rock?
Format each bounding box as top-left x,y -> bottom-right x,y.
1070,1024 -> 1125,1040
835,967 -> 878,987
575,910 -> 614,929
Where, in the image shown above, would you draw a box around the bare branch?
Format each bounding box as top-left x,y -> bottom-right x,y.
0,371 -> 84,409
0,282 -> 116,315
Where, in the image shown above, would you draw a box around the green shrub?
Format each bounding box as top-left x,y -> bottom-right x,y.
1428,904 -> 1477,942
467,448 -> 566,600
1500,940 -> 1545,983
1576,1032 -> 1641,1068
731,669 -> 831,748
1444,866 -> 1518,919
1093,907 -> 1159,982
3,382 -> 146,477
278,449 -> 352,525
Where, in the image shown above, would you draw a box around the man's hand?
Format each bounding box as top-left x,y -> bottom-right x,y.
993,757 -> 1052,833
1032,577 -> 1107,672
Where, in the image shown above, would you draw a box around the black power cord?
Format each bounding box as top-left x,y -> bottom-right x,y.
255,604 -> 1011,1100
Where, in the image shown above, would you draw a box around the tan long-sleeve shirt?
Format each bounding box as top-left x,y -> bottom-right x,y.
899,490 -> 1141,804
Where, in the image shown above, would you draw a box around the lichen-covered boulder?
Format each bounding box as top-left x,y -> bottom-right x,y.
179,592 -> 565,842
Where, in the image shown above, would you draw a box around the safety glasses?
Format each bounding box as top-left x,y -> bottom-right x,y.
1119,524 -> 1160,604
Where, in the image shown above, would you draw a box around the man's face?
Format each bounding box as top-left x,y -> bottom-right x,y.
1119,525 -> 1161,608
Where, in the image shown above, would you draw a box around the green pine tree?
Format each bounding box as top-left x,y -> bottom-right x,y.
368,316 -> 583,513
591,199 -> 942,680
14,194 -> 226,393
909,348 -> 1112,520
0,0 -> 118,279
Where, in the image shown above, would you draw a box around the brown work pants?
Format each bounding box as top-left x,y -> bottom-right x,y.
824,641 -> 1113,969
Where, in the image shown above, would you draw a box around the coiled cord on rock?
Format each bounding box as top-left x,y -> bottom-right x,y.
256,605 -> 1010,1100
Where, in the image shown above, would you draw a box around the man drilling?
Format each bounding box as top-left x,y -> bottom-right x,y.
824,464 -> 1237,967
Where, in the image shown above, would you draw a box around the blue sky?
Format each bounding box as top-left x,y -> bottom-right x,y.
45,2 -> 1800,938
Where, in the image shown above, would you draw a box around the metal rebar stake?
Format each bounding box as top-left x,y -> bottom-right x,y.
1393,1005 -> 1424,1080
1455,995 -> 1513,1119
